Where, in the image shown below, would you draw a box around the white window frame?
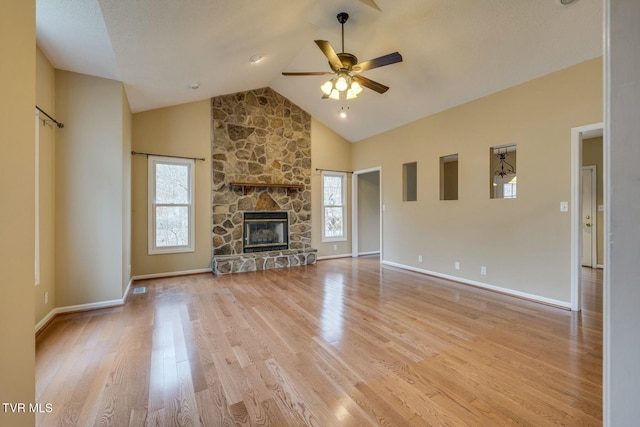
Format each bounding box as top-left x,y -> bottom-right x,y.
322,171 -> 347,242
148,155 -> 195,255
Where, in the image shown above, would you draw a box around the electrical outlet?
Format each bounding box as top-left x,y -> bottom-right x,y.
455,261 -> 460,270
418,255 -> 423,263
44,291 -> 48,305
333,244 -> 337,250
481,266 -> 487,275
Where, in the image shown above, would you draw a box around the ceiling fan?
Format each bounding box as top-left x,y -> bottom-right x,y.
282,12 -> 403,100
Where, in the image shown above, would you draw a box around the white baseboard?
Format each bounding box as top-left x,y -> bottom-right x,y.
35,298 -> 125,334
123,277 -> 133,302
131,268 -> 212,281
382,260 -> 572,310
35,270 -> 212,335
35,308 -> 58,334
358,251 -> 380,257
317,254 -> 353,261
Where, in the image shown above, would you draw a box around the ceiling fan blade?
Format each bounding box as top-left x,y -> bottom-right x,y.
315,40 -> 344,71
358,0 -> 382,12
353,52 -> 403,72
282,71 -> 333,76
352,75 -> 389,94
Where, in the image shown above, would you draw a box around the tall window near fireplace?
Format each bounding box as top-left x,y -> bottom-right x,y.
322,171 -> 347,242
148,156 -> 194,254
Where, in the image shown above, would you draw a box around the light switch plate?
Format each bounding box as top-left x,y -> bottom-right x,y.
560,201 -> 569,212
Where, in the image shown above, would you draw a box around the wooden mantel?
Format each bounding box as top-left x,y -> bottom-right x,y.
229,181 -> 304,195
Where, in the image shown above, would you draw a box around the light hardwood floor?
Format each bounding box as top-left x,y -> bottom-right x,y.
36,257 -> 602,426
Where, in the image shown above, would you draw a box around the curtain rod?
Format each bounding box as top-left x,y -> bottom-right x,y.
315,168 -> 353,174
131,151 -> 206,162
35,106 -> 64,128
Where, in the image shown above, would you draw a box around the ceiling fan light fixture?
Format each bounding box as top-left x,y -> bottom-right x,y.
351,81 -> 363,96
346,86 -> 360,99
335,75 -> 349,91
321,80 -> 334,96
285,11 -> 403,101
322,74 -> 363,99
329,89 -> 340,100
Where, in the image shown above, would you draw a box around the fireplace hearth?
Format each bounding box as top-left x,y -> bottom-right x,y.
243,211 -> 288,253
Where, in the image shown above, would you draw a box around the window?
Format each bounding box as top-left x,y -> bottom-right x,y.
322,171 -> 347,242
148,156 -> 195,254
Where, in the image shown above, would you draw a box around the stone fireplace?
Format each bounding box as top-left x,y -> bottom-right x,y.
210,87 -> 317,274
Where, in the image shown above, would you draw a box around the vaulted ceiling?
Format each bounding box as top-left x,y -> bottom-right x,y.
36,0 -> 603,142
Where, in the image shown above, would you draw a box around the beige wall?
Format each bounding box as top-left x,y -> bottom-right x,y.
35,47 -> 57,323
357,170 -> 380,254
131,100 -> 212,276
582,136 -> 604,266
55,70 -> 128,306
0,1 -> 36,425
311,118 -> 352,258
351,58 -> 603,304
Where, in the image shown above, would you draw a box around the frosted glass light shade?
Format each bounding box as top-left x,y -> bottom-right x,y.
321,80 -> 334,96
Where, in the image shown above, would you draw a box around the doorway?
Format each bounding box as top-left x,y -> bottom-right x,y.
351,167 -> 382,259
571,122 -> 604,311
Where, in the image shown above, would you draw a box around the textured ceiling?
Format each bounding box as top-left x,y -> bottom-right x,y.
36,0 -> 603,142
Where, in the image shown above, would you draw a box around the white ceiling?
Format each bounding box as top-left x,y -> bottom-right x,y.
36,0 -> 603,142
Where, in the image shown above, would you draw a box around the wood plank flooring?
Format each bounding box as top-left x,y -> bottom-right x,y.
36,257 -> 602,426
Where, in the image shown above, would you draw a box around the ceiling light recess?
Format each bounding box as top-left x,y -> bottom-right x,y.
556,0 -> 578,6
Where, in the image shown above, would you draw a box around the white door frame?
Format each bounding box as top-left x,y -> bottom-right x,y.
571,122 -> 604,311
351,166 -> 382,259
581,165 -> 598,268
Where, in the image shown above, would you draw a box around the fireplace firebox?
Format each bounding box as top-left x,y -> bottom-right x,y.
243,211 -> 288,253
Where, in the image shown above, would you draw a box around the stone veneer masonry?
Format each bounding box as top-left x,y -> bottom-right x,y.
211,87 -> 316,274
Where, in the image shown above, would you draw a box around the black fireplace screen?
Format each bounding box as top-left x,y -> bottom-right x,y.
243,211 -> 288,253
